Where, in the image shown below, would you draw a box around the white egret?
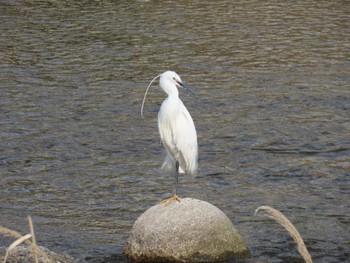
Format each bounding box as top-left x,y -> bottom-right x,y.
141,71 -> 198,204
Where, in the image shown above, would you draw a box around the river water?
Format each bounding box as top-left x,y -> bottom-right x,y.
0,1 -> 349,262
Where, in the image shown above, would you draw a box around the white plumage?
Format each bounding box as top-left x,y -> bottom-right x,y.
157,71 -> 198,175
141,70 -> 198,202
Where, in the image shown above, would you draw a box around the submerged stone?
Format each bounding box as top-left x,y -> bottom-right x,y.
124,198 -> 251,262
0,245 -> 76,263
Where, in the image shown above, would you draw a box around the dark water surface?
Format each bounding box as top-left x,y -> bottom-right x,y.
1,1 -> 349,262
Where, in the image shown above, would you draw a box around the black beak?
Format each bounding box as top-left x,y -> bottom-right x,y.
176,80 -> 196,96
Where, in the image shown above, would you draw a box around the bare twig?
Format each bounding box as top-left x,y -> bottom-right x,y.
255,205 -> 313,263
0,217 -> 52,263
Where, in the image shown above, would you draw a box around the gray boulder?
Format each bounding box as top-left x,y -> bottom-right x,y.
124,198 -> 251,262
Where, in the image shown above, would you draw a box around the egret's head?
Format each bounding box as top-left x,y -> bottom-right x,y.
161,71 -> 183,88
141,71 -> 196,117
160,71 -> 196,96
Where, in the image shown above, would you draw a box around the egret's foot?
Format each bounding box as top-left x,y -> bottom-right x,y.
160,195 -> 181,206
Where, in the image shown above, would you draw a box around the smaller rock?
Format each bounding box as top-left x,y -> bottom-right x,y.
124,198 -> 251,262
0,245 -> 76,263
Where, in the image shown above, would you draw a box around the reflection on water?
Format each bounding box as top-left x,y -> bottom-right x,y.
1,1 -> 349,262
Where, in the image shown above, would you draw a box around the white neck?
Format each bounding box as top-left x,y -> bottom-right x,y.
160,78 -> 179,97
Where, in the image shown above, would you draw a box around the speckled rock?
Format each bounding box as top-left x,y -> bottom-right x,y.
0,245 -> 76,263
124,198 -> 251,262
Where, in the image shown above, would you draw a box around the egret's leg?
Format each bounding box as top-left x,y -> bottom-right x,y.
160,161 -> 181,205
174,161 -> 179,196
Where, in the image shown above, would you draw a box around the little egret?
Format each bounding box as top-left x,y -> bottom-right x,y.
141,71 -> 198,204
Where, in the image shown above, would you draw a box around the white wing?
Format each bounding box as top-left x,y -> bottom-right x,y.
158,98 -> 198,175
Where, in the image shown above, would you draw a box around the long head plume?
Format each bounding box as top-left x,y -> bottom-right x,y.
141,74 -> 162,118
255,206 -> 313,263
